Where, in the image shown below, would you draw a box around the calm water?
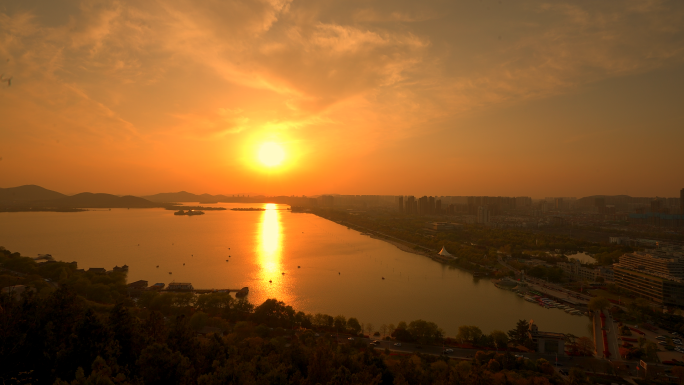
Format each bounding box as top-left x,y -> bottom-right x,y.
0,203 -> 591,337
566,252 -> 596,264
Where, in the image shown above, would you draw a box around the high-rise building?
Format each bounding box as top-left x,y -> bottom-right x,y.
405,196 -> 415,215
428,196 -> 435,215
554,198 -> 564,211
613,246 -> 684,307
515,197 -> 532,208
651,198 -> 661,213
477,206 -> 490,224
397,196 -> 404,214
418,196 -> 428,215
680,188 -> 684,215
436,199 -> 442,214
320,195 -> 334,207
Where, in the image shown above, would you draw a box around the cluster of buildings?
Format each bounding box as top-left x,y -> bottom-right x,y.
612,244 -> 684,307
553,240 -> 684,307
557,259 -> 614,283
283,189 -> 684,229
396,195 -> 533,219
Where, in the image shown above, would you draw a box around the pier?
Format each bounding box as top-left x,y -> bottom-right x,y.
192,288 -> 245,294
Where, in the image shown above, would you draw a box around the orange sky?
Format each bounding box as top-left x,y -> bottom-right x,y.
1,0 -> 683,198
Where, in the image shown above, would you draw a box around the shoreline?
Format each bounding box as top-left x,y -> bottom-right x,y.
368,234 -> 432,258
367,234 -> 457,265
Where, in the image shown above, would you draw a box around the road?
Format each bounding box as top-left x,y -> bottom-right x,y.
330,334 -> 604,370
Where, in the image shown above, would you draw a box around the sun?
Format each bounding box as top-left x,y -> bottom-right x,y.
258,142 -> 285,167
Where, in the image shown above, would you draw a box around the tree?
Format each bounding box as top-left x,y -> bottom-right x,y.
643,341 -> 659,362
295,311 -> 312,329
457,326 -> 483,344
588,296 -> 610,312
195,293 -> 232,316
137,343 -> 193,385
252,298 -> 295,327
143,311 -> 167,345
312,313 -> 328,327
379,324 -> 388,337
334,315 -> 346,331
490,330 -> 508,348
346,318 -> 362,334
189,311 -> 208,331
407,320 -> 443,344
109,302 -> 140,370
65,309 -> 111,378
507,319 -> 530,346
55,356 -> 130,385
365,322 -> 374,336
393,328 -> 415,342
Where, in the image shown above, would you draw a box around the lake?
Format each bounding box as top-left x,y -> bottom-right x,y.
566,252 -> 596,264
0,203 -> 592,337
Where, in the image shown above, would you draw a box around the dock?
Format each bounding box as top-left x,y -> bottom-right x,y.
192,288 -> 244,294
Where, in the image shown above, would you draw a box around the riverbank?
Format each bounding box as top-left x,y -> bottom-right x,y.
368,234 -> 432,258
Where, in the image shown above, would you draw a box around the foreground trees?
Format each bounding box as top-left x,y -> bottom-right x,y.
1,286 -> 568,385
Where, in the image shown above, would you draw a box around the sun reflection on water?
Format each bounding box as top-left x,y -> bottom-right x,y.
258,203 -> 284,296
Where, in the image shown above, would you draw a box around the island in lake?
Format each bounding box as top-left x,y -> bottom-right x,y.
174,209 -> 205,216
231,207 -> 266,211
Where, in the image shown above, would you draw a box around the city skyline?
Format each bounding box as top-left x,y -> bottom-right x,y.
1,1 -> 683,196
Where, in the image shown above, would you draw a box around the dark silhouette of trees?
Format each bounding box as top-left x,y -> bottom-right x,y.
0,249 -> 571,385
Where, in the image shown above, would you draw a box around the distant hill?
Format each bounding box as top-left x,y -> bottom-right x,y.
0,185 -> 166,208
0,185 -> 67,204
45,193 -> 163,208
142,191 -> 230,203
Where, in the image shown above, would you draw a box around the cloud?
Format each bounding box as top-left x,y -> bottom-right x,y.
1,0 -> 684,167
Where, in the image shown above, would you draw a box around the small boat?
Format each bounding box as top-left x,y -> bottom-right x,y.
183,263 -> 185,266
156,265 -> 159,268
298,266 -> 300,268
228,256 -> 231,258
269,279 -> 272,283
282,272 -> 285,275
169,272 -> 172,274
338,272 -> 340,275
382,277 -> 385,280
226,260 -> 229,262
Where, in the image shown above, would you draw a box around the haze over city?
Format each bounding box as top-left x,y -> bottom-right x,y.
1,0 -> 683,197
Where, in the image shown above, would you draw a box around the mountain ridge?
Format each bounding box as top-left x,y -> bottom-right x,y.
0,185 -> 165,208
0,185 -> 67,203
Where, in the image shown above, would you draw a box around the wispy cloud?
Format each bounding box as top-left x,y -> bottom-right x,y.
1,0 -> 683,193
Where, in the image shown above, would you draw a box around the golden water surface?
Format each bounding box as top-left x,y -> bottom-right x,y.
0,203 -> 592,337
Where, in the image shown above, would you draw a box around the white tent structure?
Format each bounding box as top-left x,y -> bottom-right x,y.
438,246 -> 453,257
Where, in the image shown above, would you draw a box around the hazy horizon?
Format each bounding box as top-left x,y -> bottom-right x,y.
2,182 -> 683,201
1,1 -> 683,197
